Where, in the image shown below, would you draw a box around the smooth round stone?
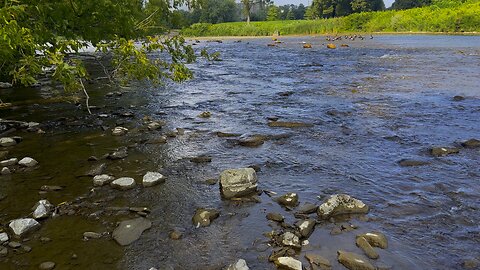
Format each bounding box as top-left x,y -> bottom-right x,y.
39,261 -> 55,270
93,174 -> 115,187
18,157 -> 38,167
110,177 -> 136,190
142,172 -> 166,187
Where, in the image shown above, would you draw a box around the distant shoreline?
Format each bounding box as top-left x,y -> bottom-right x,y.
187,32 -> 480,39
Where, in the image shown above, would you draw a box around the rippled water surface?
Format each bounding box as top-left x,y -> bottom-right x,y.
1,35 -> 479,270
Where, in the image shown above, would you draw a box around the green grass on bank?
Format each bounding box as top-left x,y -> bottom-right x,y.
181,0 -> 480,36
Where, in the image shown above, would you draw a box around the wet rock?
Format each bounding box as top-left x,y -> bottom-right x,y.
0,232 -> 9,243
32,200 -> 54,219
296,203 -> 318,214
169,229 -> 183,240
205,178 -> 218,185
39,261 -> 56,270
461,139 -> 480,148
9,218 -> 41,236
189,155 -> 212,163
142,172 -> 166,187
108,147 -> 128,160
0,246 -> 7,256
281,232 -> 301,248
463,259 -> 479,269
295,219 -> 315,238
110,177 -> 136,190
266,213 -> 284,222
358,232 -> 388,249
303,43 -> 312,48
192,208 -> 219,227
317,194 -> 369,219
93,174 -> 114,186
376,263 -> 392,270
86,163 -> 106,176
8,241 -> 21,248
0,82 -> 13,88
430,147 -> 460,157
215,131 -> 241,137
238,134 -> 266,147
269,247 -> 296,262
398,159 -> 430,167
356,236 -> 379,259
40,185 -> 63,191
112,127 -> 128,136
275,257 -> 302,270
198,111 -> 211,118
219,168 -> 258,199
337,250 -> 374,270
1,167 -> 11,175
0,137 -> 17,147
83,232 -> 102,239
268,121 -> 313,128
305,253 -> 332,270
327,44 -> 336,49
0,158 -> 17,167
227,259 -> 249,270
146,136 -> 167,144
112,218 -> 152,246
453,95 -> 465,101
147,121 -> 165,130
277,193 -> 299,208
19,157 -> 38,167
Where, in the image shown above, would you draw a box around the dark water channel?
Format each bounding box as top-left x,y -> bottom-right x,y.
0,35 -> 479,269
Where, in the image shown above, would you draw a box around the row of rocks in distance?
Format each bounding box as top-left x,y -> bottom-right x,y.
92,171 -> 166,189
430,138 -> 479,157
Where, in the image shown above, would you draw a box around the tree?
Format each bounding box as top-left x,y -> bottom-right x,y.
242,0 -> 253,23
392,0 -> 432,10
266,5 -> 280,21
190,0 -> 239,24
294,4 -> 307,19
0,0 -> 197,100
286,8 -> 295,20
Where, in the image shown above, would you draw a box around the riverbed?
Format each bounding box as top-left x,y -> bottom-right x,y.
0,34 -> 479,270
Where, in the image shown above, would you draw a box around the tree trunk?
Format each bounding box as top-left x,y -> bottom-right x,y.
247,14 -> 250,24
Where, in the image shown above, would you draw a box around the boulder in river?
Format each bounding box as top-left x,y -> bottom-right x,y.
112,217 -> 152,246
32,200 -> 54,219
356,236 -> 379,259
317,194 -> 369,219
227,259 -> 250,270
18,157 -> 38,167
219,168 -> 258,199
295,219 -> 316,238
0,158 -> 17,167
461,139 -> 480,148
0,137 -> 17,147
93,174 -> 114,186
430,147 -> 460,157
275,257 -> 302,270
337,250 -> 375,270
110,177 -> 136,190
305,253 -> 332,270
357,231 -> 388,249
192,208 -> 219,227
277,193 -> 299,208
142,172 -> 166,187
112,127 -> 128,136
9,218 -> 41,236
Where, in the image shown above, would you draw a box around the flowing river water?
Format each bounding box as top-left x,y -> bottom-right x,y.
0,35 -> 479,269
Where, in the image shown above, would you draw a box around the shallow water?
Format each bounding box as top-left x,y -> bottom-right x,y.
1,35 -> 479,269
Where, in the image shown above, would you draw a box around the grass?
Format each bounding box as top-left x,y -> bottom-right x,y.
181,0 -> 480,36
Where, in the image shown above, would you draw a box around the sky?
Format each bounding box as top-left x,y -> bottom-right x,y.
273,0 -> 395,7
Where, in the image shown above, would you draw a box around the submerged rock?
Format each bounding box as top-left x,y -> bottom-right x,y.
461,139 -> 480,148
112,218 -> 152,246
268,121 -> 313,128
192,208 -> 219,227
112,127 -> 128,136
237,134 -> 266,147
147,121 -> 165,130
295,219 -> 315,238
296,203 -> 318,214
108,147 -> 128,160
18,157 -> 38,167
227,259 -> 250,270
275,257 -> 302,270
142,172 -> 166,187
32,200 -> 53,219
83,232 -> 102,239
0,137 -> 17,147
168,229 -> 183,240
219,168 -> 258,199
358,231 -> 388,249
86,163 -> 106,177
266,213 -> 284,223
110,177 -> 136,190
317,194 -> 369,219
189,155 -> 212,163
398,159 -> 430,167
277,193 -> 299,208
39,261 -> 56,270
1,167 -> 11,175
198,111 -> 211,118
9,218 -> 41,236
430,147 -> 460,157
93,174 -> 114,187
337,250 -> 374,270
356,236 -> 379,259
305,253 -> 332,270
0,158 -> 17,167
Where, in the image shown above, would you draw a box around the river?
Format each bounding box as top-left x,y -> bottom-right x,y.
0,34 -> 479,270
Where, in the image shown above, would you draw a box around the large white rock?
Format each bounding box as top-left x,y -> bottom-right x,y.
142,172 -> 166,187
93,174 -> 115,186
32,200 -> 53,219
0,232 -> 9,243
18,157 -> 38,167
219,168 -> 258,199
0,137 -> 16,147
0,158 -> 18,167
275,257 -> 302,270
227,259 -> 250,270
110,177 -> 136,190
9,218 -> 40,236
317,194 -> 369,219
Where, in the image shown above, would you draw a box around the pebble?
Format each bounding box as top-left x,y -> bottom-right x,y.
83,232 -> 102,239
39,261 -> 56,270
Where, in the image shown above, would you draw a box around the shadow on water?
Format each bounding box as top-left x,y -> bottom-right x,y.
0,35 -> 479,269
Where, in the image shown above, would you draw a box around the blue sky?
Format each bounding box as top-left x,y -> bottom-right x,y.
273,0 -> 395,7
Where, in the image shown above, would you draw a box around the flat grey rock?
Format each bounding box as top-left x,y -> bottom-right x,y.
112,218 -> 151,246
